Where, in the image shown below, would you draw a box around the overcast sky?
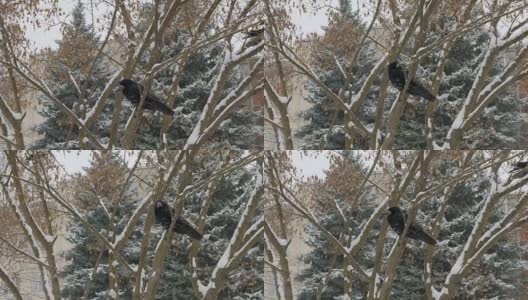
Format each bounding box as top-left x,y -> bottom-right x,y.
51,150 -> 331,178
26,0 -> 336,49
53,150 -> 93,174
24,0 -> 528,50
52,150 -> 141,175
290,151 -> 330,179
26,0 -> 110,49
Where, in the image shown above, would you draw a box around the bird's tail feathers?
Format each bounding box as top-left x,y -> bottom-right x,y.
423,90 -> 436,102
174,218 -> 203,240
420,231 -> 437,245
153,101 -> 175,116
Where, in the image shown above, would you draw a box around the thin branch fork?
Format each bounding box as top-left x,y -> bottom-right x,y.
264,259 -> 283,272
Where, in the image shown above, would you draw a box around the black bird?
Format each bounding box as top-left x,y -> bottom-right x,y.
244,28 -> 264,39
154,200 -> 202,240
118,79 -> 175,116
510,161 -> 528,173
388,62 -> 436,101
387,206 -> 436,245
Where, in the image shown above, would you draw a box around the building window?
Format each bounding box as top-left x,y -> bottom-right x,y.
31,272 -> 43,293
1,281 -> 9,296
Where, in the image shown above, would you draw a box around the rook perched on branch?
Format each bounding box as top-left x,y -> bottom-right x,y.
244,28 -> 264,39
510,161 -> 527,173
387,206 -> 436,245
154,200 -> 202,240
388,62 -> 436,101
118,79 -> 175,116
241,28 -> 265,52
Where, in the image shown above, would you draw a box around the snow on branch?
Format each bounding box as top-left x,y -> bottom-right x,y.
144,151 -> 262,298
185,42 -> 263,148
263,219 -> 294,299
264,0 -> 527,150
476,190 -> 528,250
178,151 -> 263,199
263,77 -> 294,149
264,219 -> 290,249
426,155 -> 528,298
266,41 -> 371,137
265,154 -> 375,285
0,57 -> 105,149
196,176 -> 263,299
3,153 -> 136,277
347,153 -> 424,256
115,151 -> 186,250
214,57 -> 264,116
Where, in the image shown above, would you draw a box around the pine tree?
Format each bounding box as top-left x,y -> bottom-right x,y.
154,152 -> 263,299
298,6 -> 526,149
60,153 -> 143,299
34,0 -> 116,149
60,151 -> 263,299
390,162 -> 528,299
432,15 -> 525,149
34,1 -> 262,149
298,152 -> 379,299
394,14 -> 526,149
296,1 -> 388,149
128,3 -> 261,149
392,14 -> 526,149
298,155 -> 528,299
131,29 -> 222,149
